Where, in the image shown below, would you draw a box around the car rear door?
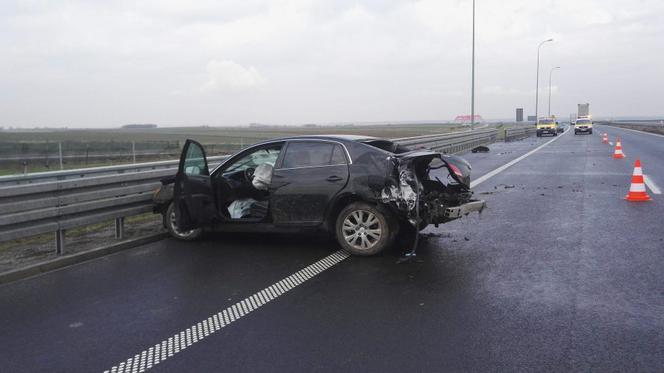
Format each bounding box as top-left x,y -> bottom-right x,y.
270,141 -> 349,225
174,140 -> 218,230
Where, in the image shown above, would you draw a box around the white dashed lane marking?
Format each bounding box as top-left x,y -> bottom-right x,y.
103,250 -> 350,373
470,128 -> 569,188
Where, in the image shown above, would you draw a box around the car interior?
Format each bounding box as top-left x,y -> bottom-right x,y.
212,143 -> 283,221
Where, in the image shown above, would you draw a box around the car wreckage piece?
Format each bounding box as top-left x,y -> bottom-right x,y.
380,150 -> 484,228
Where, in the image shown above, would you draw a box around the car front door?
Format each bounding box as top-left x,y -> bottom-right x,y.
174,140 -> 218,230
270,141 -> 350,225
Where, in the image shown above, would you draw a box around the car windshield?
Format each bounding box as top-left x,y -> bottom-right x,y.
577,120 -> 591,124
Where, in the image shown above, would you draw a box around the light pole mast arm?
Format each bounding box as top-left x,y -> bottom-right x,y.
470,0 -> 475,130
535,38 -> 553,124
548,66 -> 560,117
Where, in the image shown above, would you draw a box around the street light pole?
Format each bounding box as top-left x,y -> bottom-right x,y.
548,66 -> 560,117
470,0 -> 476,130
535,38 -> 553,124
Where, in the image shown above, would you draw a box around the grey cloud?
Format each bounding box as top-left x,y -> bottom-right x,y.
1,0 -> 663,127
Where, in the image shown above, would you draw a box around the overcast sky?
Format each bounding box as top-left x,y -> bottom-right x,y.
2,0 -> 663,128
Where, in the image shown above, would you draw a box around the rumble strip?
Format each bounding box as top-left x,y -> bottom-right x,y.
103,251 -> 350,373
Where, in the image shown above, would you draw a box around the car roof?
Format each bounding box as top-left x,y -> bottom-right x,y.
257,134 -> 382,144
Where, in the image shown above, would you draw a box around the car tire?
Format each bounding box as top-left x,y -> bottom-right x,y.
335,202 -> 392,256
589,130 -> 593,135
165,201 -> 203,241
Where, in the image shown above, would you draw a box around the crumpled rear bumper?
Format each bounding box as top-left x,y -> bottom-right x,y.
444,199 -> 486,219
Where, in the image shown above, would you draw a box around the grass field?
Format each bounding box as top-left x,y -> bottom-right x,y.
1,123 -> 468,142
0,122 -> 513,175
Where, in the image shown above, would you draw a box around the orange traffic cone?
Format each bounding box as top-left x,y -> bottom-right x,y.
625,159 -> 651,201
602,133 -> 608,144
613,137 -> 625,159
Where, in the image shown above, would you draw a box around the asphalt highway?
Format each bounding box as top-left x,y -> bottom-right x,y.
1,128 -> 662,372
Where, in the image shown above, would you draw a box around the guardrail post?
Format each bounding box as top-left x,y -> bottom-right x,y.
58,142 -> 64,170
115,217 -> 125,240
55,229 -> 65,255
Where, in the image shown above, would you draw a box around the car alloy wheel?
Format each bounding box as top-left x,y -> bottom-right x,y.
166,202 -> 202,241
336,202 -> 392,256
342,210 -> 382,251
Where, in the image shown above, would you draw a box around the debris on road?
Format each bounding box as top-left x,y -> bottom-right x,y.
471,145 -> 490,153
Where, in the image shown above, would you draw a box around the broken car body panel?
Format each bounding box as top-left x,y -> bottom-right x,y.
377,149 -> 484,228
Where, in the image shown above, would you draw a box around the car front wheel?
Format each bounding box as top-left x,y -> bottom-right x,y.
165,201 -> 203,241
335,202 -> 392,256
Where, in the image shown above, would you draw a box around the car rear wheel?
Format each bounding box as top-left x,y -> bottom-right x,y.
335,202 -> 392,256
165,201 -> 203,241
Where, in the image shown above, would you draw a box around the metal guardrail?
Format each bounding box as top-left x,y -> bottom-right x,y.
393,128 -> 498,153
0,156 -> 229,186
0,128 -> 532,253
504,127 -> 537,141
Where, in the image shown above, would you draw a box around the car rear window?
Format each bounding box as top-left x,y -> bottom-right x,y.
281,141 -> 347,168
361,139 -> 411,154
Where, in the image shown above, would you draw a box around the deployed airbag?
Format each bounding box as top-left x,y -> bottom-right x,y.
228,199 -> 255,218
252,163 -> 273,191
228,198 -> 268,219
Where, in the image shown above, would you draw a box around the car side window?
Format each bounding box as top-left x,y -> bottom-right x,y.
330,144 -> 348,165
222,145 -> 282,176
281,141 -> 346,169
183,142 -> 208,176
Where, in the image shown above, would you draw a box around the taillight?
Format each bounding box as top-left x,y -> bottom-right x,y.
448,163 -> 464,178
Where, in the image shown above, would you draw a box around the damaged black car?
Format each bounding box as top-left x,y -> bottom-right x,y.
153,135 -> 485,256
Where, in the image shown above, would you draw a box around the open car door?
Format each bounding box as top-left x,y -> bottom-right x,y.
173,140 -> 218,230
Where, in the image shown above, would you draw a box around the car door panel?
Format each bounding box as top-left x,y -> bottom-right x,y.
174,140 -> 218,230
270,141 -> 350,224
270,165 -> 349,224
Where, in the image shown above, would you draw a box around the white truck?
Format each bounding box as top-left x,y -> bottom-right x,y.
575,103 -> 592,135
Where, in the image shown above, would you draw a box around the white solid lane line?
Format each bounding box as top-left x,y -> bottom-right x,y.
470,129 -> 569,189
602,125 -> 664,139
644,175 -> 662,195
103,250 -> 350,373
